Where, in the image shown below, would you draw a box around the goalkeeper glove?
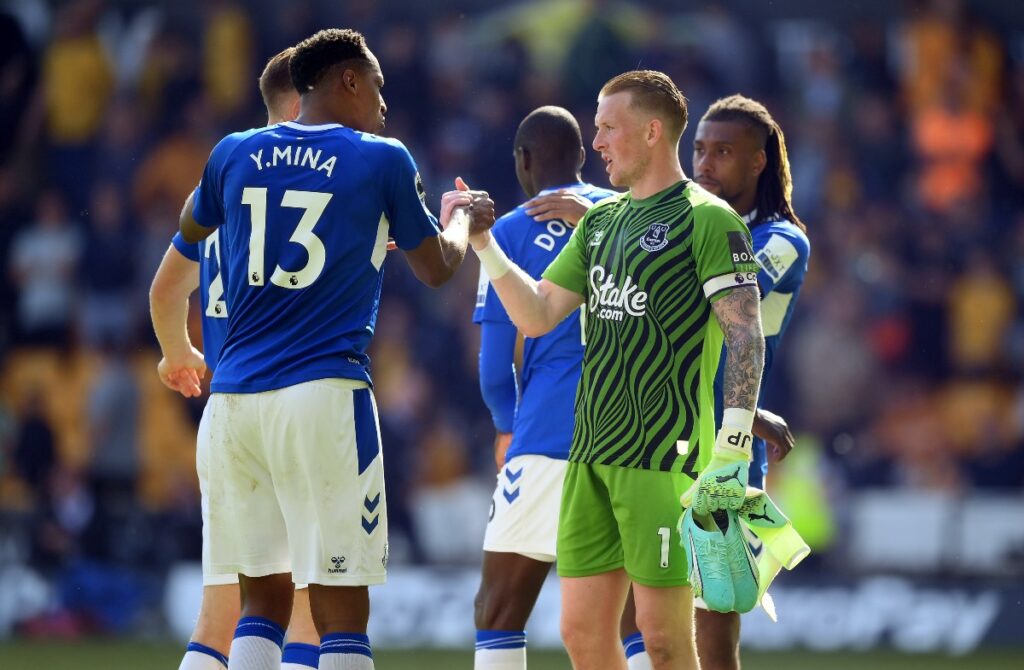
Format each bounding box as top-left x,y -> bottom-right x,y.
682,424 -> 753,516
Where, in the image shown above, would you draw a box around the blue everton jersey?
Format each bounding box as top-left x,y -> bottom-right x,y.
714,212 -> 810,487
474,183 -> 617,460
191,121 -> 441,393
172,230 -> 228,373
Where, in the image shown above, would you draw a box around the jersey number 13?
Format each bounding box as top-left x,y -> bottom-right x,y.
241,187 -> 333,289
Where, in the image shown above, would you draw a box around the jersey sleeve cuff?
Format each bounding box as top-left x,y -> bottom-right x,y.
171,232 -> 201,262
702,270 -> 758,301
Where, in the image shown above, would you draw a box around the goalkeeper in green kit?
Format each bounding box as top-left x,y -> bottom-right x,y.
468,69 -> 764,670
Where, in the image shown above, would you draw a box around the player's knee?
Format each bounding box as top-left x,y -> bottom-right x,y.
474,581 -> 528,630
240,574 -> 294,627
560,611 -> 601,653
640,627 -> 690,667
192,584 -> 240,650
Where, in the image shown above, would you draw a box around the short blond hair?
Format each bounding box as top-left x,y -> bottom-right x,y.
600,70 -> 688,142
259,47 -> 296,117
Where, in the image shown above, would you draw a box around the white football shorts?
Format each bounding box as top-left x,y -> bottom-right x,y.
482,454 -> 567,562
202,378 -> 388,586
196,402 -> 238,586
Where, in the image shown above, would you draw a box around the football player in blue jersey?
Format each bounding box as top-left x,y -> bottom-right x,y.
689,95 -> 810,670
152,48 -> 327,670
471,106 -> 617,670
155,28 -> 494,670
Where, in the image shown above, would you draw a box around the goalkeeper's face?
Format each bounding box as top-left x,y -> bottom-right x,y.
593,92 -> 652,188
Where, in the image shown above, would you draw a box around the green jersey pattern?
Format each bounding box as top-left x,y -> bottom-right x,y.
543,181 -> 760,474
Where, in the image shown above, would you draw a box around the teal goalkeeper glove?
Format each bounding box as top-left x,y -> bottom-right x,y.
681,426 -> 752,515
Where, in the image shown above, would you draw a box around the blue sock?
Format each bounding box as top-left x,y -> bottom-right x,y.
282,642 -> 319,669
320,632 -> 373,669
227,617 -> 285,670
623,632 -> 653,670
474,630 -> 527,669
180,641 -> 228,669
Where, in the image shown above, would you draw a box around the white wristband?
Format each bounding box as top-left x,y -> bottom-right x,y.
475,239 -> 512,280
722,407 -> 755,434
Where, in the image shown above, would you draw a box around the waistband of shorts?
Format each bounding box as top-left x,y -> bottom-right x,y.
213,377 -> 370,396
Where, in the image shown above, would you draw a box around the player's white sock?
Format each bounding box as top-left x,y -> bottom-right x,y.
623,633 -> 653,670
320,633 -> 374,669
474,630 -> 527,670
227,616 -> 284,670
179,641 -> 228,669
282,642 -> 319,669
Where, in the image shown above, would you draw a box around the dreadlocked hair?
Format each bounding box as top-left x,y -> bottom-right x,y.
702,95 -> 805,232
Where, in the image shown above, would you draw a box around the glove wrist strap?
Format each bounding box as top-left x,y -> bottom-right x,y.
714,426 -> 754,461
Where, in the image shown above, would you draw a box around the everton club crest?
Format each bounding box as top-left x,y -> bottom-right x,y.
640,223 -> 670,252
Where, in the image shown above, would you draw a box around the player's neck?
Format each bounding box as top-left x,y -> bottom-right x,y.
629,156 -> 685,200
295,97 -> 349,129
730,191 -> 757,220
295,110 -> 342,127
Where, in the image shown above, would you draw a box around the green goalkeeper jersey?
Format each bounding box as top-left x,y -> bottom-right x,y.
543,180 -> 760,474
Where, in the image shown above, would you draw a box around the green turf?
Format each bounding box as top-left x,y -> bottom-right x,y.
0,641 -> 1019,669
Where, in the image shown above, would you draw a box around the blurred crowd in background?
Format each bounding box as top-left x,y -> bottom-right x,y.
0,0 -> 1021,636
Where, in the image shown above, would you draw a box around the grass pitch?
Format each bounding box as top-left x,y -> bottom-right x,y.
0,641 -> 1020,669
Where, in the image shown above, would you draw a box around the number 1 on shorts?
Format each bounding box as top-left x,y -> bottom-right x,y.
658,527 -> 670,568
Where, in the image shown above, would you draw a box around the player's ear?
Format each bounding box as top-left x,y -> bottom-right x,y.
516,146 -> 530,172
341,67 -> 359,96
752,148 -> 767,178
646,118 -> 662,147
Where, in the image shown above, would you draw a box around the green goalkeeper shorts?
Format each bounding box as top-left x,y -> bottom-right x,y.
557,461 -> 692,587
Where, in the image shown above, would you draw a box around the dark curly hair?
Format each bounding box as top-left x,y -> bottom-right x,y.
290,29 -> 372,93
702,95 -> 805,231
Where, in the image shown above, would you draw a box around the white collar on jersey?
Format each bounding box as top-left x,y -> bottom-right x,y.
280,121 -> 343,132
742,208 -> 784,224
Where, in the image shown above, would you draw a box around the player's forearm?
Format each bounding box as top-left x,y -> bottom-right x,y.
473,234 -> 559,338
435,212 -> 470,282
150,289 -> 193,358
714,287 -> 765,413
149,247 -> 200,357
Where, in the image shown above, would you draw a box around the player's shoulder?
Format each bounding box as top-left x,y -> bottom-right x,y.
209,126 -> 271,163
686,182 -> 744,228
588,190 -> 630,216
755,216 -> 810,257
490,204 -> 534,253
347,131 -> 414,162
493,206 -> 529,235
573,183 -> 620,204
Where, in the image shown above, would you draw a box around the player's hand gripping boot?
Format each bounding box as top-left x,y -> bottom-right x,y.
682,426 -> 753,516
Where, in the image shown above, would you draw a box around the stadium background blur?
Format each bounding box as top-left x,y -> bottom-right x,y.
0,0 -> 1021,667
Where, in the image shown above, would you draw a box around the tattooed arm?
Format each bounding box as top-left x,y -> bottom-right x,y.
712,285 -> 765,412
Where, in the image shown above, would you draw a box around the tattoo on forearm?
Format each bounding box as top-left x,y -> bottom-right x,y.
713,286 -> 765,412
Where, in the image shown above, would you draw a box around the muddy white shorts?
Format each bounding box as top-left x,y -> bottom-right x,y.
201,378 -> 388,586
